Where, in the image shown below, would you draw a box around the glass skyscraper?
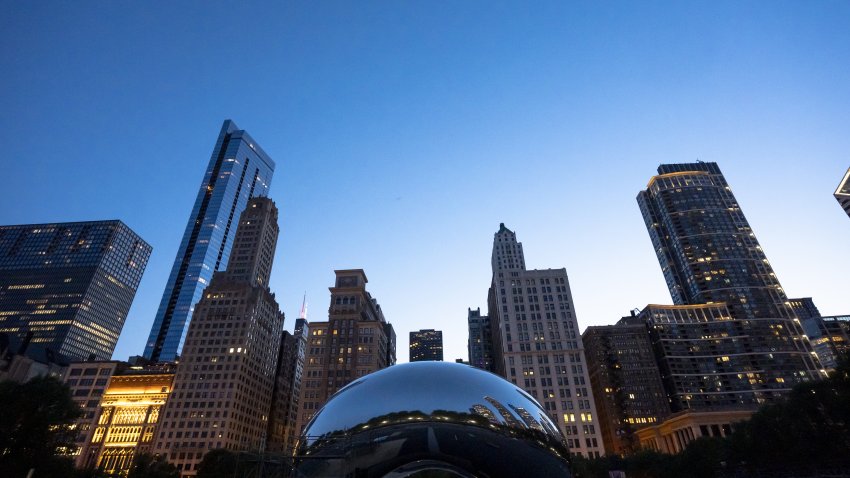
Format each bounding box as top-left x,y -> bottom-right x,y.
143,120 -> 275,362
637,162 -> 822,390
0,220 -> 151,361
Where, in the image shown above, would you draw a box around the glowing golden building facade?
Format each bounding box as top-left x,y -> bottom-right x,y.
91,374 -> 174,472
75,370 -> 174,473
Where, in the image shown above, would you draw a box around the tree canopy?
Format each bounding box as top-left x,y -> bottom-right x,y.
0,375 -> 81,477
572,357 -> 850,478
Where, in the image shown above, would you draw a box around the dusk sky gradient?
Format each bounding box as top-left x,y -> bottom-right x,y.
1,1 -> 848,363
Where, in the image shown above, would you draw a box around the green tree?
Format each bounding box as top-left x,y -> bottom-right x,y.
727,357 -> 850,471
196,449 -> 239,478
0,375 -> 81,477
126,453 -> 179,478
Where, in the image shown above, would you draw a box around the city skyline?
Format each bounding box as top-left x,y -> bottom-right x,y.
2,2 -> 849,363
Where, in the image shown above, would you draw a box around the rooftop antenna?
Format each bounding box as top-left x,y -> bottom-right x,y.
299,292 -> 308,320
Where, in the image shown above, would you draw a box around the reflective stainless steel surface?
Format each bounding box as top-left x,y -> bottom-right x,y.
295,361 -> 571,477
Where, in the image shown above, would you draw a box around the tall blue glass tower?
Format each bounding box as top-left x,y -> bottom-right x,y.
143,120 -> 275,362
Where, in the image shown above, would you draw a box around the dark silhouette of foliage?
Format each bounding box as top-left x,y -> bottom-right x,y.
0,375 -> 81,477
126,453 -> 179,478
571,356 -> 850,478
196,449 -> 239,478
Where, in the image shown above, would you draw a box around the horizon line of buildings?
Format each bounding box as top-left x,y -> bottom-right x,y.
465,163 -> 849,457
1,120 -> 848,475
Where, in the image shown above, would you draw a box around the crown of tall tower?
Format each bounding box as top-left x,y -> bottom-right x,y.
221,197 -> 279,287
491,223 -> 526,272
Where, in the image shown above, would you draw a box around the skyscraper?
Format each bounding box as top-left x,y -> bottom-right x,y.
582,315 -> 670,455
0,220 -> 151,361
152,197 -> 284,476
467,307 -> 493,372
637,162 -> 821,385
409,329 -> 443,362
486,224 -> 604,458
835,167 -> 850,218
144,120 -> 275,362
295,269 -> 395,436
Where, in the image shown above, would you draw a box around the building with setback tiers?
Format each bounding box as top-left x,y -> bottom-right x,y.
409,329 -> 443,362
144,120 -> 275,362
582,315 -> 670,455
0,220 -> 151,361
152,197 -> 284,477
630,163 -> 824,452
637,163 -> 822,392
486,224 -> 604,458
295,269 -> 395,437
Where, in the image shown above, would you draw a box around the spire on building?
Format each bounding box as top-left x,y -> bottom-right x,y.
299,292 -> 308,320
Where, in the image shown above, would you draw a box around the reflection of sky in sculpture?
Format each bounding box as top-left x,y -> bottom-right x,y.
303,362 -> 563,444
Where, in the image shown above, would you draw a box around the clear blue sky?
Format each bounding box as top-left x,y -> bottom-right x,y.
2,1 -> 848,363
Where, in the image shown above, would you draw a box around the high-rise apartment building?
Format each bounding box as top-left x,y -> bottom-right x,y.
467,307 -> 493,372
152,197 -> 284,477
637,163 -> 822,387
582,315 -> 670,455
639,303 -> 799,410
295,269 -> 395,437
486,224 -> 604,458
0,220 -> 151,361
409,329 -> 443,362
144,120 -> 275,362
835,168 -> 850,218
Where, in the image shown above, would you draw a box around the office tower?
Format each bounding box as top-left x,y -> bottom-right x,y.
467,307 -> 494,372
295,270 -> 395,436
409,329 -> 444,362
65,360 -> 176,473
144,120 -> 275,362
152,198 -> 284,476
582,315 -> 670,455
267,315 -> 308,455
637,163 -> 822,387
835,168 -> 850,218
0,220 -> 151,362
486,224 -> 604,458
